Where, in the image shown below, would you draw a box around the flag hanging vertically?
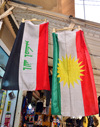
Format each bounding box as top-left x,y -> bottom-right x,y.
51,30 -> 99,117
2,21 -> 50,91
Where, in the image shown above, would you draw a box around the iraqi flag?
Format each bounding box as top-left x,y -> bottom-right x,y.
2,21 -> 50,91
51,30 -> 99,117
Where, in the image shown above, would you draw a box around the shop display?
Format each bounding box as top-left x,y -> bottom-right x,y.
4,113 -> 11,127
52,116 -> 60,127
0,90 -> 3,107
25,114 -> 34,123
0,90 -> 6,123
21,91 -> 52,127
6,101 -> 11,112
8,91 -> 15,99
1,91 -> 18,127
64,116 -> 99,127
36,101 -> 43,113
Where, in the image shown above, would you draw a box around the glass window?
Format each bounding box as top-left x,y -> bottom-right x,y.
75,0 -> 100,23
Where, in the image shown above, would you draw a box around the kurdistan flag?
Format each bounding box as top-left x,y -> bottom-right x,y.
51,30 -> 99,117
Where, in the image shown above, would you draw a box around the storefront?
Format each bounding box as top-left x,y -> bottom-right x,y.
0,1 -> 100,127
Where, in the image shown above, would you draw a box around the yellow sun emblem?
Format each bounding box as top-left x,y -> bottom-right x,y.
57,55 -> 85,88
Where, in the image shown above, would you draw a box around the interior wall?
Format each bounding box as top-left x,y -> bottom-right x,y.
61,0 -> 75,16
20,0 -> 75,16
20,0 -> 57,10
0,23 -> 15,52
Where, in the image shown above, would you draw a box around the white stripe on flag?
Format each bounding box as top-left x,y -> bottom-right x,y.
57,30 -> 85,117
19,21 -> 39,90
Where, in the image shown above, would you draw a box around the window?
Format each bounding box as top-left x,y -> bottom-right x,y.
75,0 -> 100,23
0,39 -> 9,88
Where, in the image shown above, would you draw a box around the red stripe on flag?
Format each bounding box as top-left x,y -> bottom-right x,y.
36,23 -> 50,90
76,30 -> 98,116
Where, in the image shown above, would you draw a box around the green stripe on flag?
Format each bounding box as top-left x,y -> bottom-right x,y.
51,33 -> 61,115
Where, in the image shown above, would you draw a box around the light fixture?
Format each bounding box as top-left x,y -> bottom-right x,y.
28,104 -> 32,110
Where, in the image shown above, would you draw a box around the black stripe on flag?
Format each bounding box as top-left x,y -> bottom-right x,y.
1,23 -> 25,90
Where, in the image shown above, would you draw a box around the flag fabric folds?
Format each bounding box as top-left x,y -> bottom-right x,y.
2,21 -> 50,91
51,30 -> 99,117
